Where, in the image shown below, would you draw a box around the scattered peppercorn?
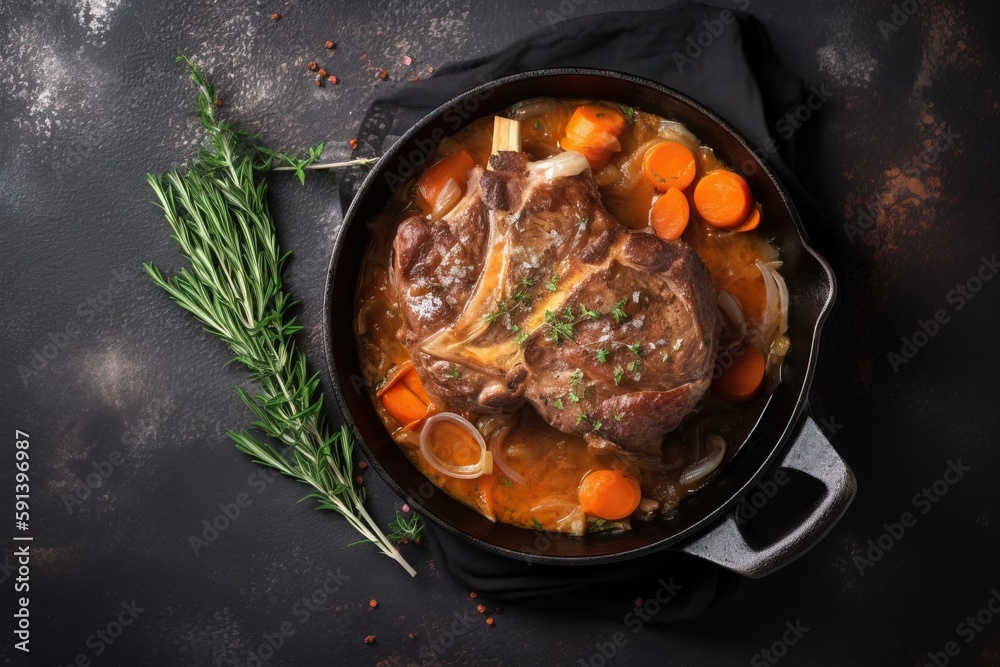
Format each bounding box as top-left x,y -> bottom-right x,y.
377,68 -> 388,80
476,604 -> 486,614
214,99 -> 222,107
485,617 -> 495,626
318,68 -> 328,78
402,55 -> 412,66
369,599 -> 378,608
410,76 -> 419,81
634,598 -> 643,607
315,80 -> 322,87
328,75 -> 338,84
469,592 -> 478,599
356,475 -> 364,484
308,61 -> 318,71
349,139 -> 358,149
363,635 -> 375,644
407,632 -> 417,639
427,66 -> 434,73
358,461 -> 367,469
271,12 -> 281,21
325,40 -> 335,49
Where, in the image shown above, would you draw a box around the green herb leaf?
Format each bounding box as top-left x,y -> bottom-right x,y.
611,296 -> 630,324
499,476 -> 515,488
546,274 -> 559,292
553,398 -> 564,410
596,348 -> 609,364
614,366 -> 625,386
533,120 -> 543,131
592,421 -> 603,432
531,517 -> 544,530
578,303 -> 600,320
568,392 -> 580,403
618,105 -> 636,124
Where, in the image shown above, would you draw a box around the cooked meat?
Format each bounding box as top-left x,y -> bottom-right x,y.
393,150 -> 720,453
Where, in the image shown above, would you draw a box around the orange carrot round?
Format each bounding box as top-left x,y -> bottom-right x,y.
693,169 -> 753,228
578,469 -> 641,520
417,148 -> 476,213
734,202 -> 763,232
712,344 -> 766,403
649,187 -> 690,241
642,141 -> 697,191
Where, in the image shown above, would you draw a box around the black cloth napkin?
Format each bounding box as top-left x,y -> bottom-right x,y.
341,2 -> 838,609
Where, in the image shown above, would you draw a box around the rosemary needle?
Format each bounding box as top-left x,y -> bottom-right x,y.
144,55 -> 416,576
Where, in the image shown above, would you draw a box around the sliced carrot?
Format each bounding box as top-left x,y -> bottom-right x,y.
642,141 -> 697,191
712,344 -> 766,403
649,187 -> 690,241
693,169 -> 753,229
734,202 -> 763,232
559,133 -> 614,170
578,469 -> 641,520
417,148 -> 476,213
377,361 -> 432,426
560,105 -> 628,170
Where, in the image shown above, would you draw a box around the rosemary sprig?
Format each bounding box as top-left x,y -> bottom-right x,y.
387,511 -> 424,546
144,55 -> 416,576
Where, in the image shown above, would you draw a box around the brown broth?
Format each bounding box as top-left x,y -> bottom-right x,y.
354,98 -> 785,535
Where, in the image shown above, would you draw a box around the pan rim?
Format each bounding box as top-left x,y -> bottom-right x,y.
324,67 -> 836,564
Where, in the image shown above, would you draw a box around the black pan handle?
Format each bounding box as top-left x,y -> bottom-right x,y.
679,415 -> 855,578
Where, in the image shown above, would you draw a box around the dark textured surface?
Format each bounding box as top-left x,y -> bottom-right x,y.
2,1 -> 999,666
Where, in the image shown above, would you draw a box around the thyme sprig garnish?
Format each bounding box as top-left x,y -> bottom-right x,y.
144,55 -> 415,576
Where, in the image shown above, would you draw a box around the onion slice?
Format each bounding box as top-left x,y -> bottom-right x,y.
431,178 -> 462,219
679,434 -> 726,486
419,412 -> 492,479
529,150 -> 591,180
755,259 -> 779,340
657,119 -> 700,151
718,290 -> 747,340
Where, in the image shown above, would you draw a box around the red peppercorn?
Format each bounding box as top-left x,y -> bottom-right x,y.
377,68 -> 388,80
214,99 -> 222,107
469,592 -> 478,599
325,40 -> 335,49
271,12 -> 280,20
369,599 -> 378,608
476,604 -> 486,614
315,80 -> 322,87
318,68 -> 328,78
485,617 -> 495,626
363,635 -> 375,644
349,139 -> 358,149
358,461 -> 367,469
308,61 -> 318,71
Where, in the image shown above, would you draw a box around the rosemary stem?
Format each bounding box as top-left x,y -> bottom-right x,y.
271,158 -> 375,172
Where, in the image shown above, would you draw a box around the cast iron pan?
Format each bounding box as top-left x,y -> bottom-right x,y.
324,69 -> 855,577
